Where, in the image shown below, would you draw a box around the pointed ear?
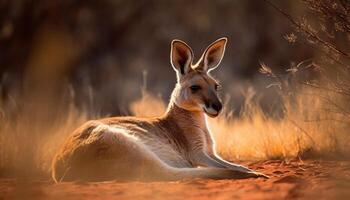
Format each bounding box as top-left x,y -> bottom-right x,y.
195,37 -> 227,72
170,39 -> 194,76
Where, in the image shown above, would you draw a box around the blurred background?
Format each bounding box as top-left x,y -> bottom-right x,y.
1,0 -> 349,178
0,0 -> 315,117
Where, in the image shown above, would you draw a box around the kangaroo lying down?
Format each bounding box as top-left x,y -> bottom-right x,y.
52,38 -> 268,182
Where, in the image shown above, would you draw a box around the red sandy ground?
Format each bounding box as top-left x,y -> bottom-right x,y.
1,160 -> 350,200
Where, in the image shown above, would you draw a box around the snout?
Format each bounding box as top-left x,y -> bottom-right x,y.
203,102 -> 222,117
211,102 -> 222,113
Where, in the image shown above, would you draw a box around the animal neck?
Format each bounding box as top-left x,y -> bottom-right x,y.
163,89 -> 208,131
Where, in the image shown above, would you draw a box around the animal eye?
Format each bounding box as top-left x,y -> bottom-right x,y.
190,85 -> 201,92
215,84 -> 222,91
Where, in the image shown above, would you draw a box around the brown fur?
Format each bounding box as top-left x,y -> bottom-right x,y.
52,38 -> 267,182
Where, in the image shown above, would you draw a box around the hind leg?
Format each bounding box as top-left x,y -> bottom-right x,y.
52,124 -> 178,182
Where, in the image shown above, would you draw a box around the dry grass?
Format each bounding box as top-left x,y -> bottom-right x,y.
210,89 -> 350,161
0,85 -> 349,178
0,100 -> 89,178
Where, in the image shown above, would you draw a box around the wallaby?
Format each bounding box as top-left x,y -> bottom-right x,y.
52,38 -> 268,182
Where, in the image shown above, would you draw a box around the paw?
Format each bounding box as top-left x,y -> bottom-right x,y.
252,171 -> 269,179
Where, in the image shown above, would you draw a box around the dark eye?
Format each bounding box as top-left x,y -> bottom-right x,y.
190,85 -> 201,92
215,84 -> 222,91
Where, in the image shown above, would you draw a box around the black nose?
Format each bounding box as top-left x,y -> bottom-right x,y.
211,102 -> 222,112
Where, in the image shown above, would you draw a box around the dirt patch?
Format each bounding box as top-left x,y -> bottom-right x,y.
1,160 -> 350,200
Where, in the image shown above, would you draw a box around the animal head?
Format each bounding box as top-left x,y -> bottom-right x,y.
170,38 -> 227,117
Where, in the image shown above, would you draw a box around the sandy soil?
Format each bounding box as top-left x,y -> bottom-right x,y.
1,160 -> 350,200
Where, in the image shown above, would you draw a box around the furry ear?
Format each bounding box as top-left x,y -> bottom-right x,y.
195,38 -> 227,72
170,40 -> 194,76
